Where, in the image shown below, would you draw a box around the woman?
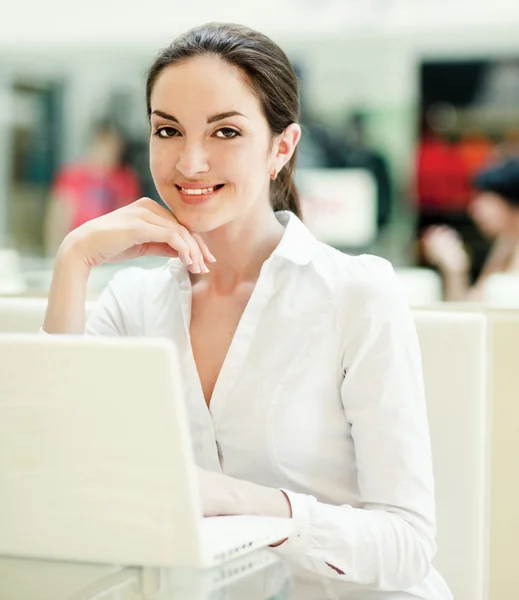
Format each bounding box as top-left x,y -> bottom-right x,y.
43,23 -> 451,600
422,158 -> 519,301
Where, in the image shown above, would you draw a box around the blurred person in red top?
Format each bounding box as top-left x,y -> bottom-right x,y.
416,131 -> 471,213
44,121 -> 142,254
422,158 -> 519,301
456,128 -> 493,179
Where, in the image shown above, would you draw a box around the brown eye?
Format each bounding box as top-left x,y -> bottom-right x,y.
156,127 -> 180,138
215,128 -> 240,139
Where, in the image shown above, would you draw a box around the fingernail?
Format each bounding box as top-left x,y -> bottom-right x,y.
208,255 -> 217,263
202,265 -> 210,274
185,257 -> 193,265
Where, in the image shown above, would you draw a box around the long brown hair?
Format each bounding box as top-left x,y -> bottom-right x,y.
146,22 -> 302,219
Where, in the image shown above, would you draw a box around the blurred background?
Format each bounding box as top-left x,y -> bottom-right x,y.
3,0 -> 519,302
3,5 -> 519,599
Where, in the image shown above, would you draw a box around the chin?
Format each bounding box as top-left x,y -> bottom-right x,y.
171,205 -> 229,234
479,226 -> 498,239
160,183 -> 248,234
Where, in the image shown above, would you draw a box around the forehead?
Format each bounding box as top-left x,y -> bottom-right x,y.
150,55 -> 263,119
475,191 -> 507,204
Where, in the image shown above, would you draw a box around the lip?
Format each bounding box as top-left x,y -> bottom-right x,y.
176,181 -> 223,190
175,183 -> 224,206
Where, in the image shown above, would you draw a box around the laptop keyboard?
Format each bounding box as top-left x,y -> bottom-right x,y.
201,516 -> 293,565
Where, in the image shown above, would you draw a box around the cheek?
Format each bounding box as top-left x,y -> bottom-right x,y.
486,205 -> 507,226
149,137 -> 270,190
472,203 -> 495,223
471,205 -> 486,225
472,205 -> 506,235
149,143 -> 176,185
222,140 -> 269,184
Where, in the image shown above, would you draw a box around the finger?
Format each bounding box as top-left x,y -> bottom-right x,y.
142,212 -> 206,273
139,214 -> 197,268
138,224 -> 193,266
192,233 -> 217,264
423,226 -> 440,239
139,242 -> 180,258
177,228 -> 208,274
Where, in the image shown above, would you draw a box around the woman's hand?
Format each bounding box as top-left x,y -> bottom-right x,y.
62,197 -> 215,273
196,467 -> 234,517
421,225 -> 469,274
196,467 -> 292,521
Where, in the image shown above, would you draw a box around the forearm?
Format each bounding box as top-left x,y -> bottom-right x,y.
43,239 -> 91,334
271,490 -> 436,590
227,477 -> 292,518
442,269 -> 471,301
216,475 -> 292,547
199,469 -> 291,518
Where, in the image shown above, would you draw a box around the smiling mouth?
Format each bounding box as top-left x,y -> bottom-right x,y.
175,184 -> 225,196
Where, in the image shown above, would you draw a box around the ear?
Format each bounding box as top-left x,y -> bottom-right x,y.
270,123 -> 301,174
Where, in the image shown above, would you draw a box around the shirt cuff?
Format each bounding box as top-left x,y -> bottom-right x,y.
270,488 -> 313,558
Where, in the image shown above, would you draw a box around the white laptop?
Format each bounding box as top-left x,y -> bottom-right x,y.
0,334 -> 293,568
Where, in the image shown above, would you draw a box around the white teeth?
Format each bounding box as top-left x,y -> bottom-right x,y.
180,186 -> 218,195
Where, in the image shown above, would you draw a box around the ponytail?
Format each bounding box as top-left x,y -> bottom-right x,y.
270,153 -> 302,220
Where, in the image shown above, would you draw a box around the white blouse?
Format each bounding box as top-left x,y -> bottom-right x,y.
85,211 -> 452,600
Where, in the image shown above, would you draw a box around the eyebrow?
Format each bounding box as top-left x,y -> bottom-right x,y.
151,109 -> 248,124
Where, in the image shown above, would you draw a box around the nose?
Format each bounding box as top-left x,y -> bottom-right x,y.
175,140 -> 210,178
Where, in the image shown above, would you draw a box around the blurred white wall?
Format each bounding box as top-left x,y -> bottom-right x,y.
3,0 -> 519,48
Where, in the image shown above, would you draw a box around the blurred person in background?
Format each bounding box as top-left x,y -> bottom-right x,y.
44,120 -> 142,255
422,158 -> 519,301
336,111 -> 393,232
456,127 -> 493,180
493,128 -> 519,162
416,114 -> 471,217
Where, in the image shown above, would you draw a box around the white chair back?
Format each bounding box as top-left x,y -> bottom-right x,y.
413,304 -> 519,599
396,268 -> 443,306
413,311 -> 489,600
482,273 -> 519,308
0,249 -> 26,295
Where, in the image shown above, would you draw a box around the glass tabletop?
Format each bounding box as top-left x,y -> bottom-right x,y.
0,253 -> 169,298
0,550 -> 291,600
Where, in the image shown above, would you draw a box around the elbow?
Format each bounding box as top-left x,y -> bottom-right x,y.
377,528 -> 436,591
386,544 -> 434,591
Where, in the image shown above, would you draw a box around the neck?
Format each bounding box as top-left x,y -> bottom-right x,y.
192,205 -> 285,294
512,214 -> 519,237
502,214 -> 519,238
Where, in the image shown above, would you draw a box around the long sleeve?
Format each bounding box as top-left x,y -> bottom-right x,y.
272,261 -> 437,591
85,268 -> 143,337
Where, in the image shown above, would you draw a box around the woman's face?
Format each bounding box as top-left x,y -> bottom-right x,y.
149,55 -> 289,233
469,192 -> 516,238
